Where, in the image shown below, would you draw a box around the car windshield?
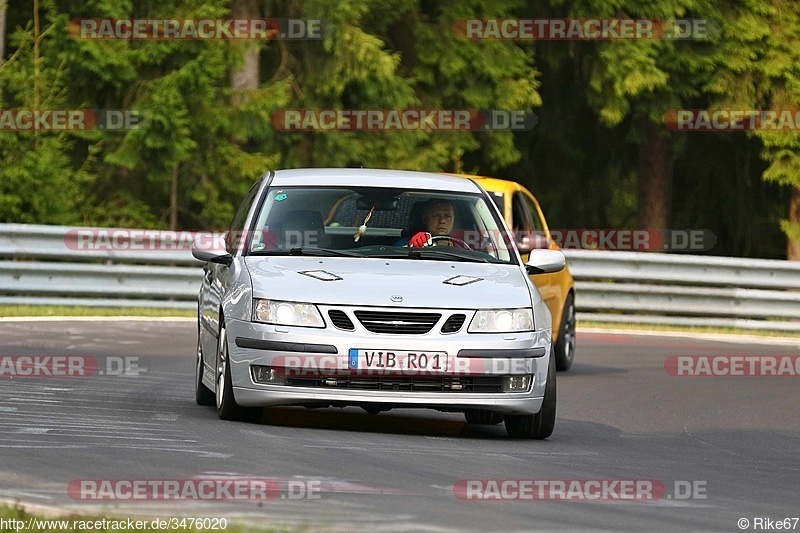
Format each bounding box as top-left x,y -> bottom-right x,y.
245,186 -> 516,264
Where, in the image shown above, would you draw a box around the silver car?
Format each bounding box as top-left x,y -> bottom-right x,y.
192,169 -> 565,439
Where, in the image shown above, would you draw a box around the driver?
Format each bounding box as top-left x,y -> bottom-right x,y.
397,199 -> 466,249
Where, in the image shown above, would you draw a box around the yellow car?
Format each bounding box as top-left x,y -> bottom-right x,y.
450,175 -> 577,371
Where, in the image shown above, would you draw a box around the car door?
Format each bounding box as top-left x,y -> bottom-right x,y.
199,178 -> 263,369
511,188 -> 562,324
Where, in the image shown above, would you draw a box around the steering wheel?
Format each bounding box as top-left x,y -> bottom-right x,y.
429,235 -> 473,250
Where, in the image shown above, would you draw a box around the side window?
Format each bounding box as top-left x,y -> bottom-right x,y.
487,191 -> 504,214
511,192 -> 533,233
522,193 -> 546,236
226,179 -> 262,253
513,191 -> 549,250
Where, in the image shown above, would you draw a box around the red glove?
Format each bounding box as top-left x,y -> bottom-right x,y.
409,231 -> 432,247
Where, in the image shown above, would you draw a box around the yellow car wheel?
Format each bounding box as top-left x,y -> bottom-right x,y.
553,293 -> 576,371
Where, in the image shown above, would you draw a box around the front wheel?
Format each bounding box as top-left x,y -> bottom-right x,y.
504,353 -> 556,439
215,321 -> 262,422
553,293 -> 576,371
195,332 -> 215,406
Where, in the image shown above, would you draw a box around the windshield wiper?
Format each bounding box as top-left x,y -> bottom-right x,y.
406,248 -> 489,263
367,249 -> 490,263
251,247 -> 366,258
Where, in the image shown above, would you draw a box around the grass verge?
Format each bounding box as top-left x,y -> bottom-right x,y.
0,306 -> 194,318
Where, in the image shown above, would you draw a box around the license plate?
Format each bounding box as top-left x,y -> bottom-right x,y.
348,349 -> 449,372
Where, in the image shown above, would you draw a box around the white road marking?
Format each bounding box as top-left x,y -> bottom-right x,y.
578,326 -> 800,347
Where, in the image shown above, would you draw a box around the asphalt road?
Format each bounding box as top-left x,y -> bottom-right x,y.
0,319 -> 798,532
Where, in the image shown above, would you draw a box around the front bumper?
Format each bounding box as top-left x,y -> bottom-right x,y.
224,313 -> 552,415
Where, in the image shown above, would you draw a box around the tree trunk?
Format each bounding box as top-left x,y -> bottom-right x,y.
0,0 -> 7,69
788,185 -> 800,261
637,120 -> 673,230
298,135 -> 312,167
170,165 -> 179,230
0,1 -> 5,101
230,0 -> 261,100
33,0 -> 40,108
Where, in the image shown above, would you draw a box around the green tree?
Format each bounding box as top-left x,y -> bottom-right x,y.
534,0 -> 800,259
261,0 -> 540,172
705,0 -> 800,260
0,0 -> 796,262
0,0 -> 83,225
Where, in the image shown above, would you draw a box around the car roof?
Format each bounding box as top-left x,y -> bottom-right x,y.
271,168 -> 482,193
443,173 -> 521,195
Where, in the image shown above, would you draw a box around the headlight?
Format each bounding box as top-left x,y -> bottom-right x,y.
253,299 -> 325,328
468,309 -> 533,333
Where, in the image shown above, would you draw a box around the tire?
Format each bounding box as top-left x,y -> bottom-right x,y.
215,320 -> 262,422
553,292 -> 576,371
504,353 -> 556,439
195,329 -> 215,406
464,410 -> 504,424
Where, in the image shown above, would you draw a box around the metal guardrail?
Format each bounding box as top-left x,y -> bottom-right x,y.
0,223 -> 197,265
0,224 -> 200,309
565,251 -> 800,332
1,224 -> 799,331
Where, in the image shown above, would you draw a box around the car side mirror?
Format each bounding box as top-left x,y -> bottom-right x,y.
525,249 -> 565,275
191,237 -> 232,266
517,233 -> 549,254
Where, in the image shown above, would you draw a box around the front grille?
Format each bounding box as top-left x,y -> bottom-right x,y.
285,375 -> 504,393
328,310 -> 355,330
354,311 -> 441,335
441,314 -> 466,333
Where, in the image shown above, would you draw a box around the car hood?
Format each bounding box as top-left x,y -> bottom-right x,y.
244,256 -> 534,309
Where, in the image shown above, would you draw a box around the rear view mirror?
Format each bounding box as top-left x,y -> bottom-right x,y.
356,196 -> 399,211
517,233 -> 550,254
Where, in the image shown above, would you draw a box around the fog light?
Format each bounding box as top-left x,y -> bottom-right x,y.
252,365 -> 286,385
503,375 -> 532,392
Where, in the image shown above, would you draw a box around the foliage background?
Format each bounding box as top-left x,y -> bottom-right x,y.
0,0 -> 798,260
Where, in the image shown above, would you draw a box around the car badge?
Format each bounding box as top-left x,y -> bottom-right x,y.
390,295 -> 403,302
